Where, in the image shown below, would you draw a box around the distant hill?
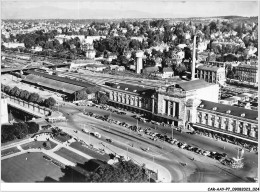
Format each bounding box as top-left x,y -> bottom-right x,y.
2,15 -> 258,24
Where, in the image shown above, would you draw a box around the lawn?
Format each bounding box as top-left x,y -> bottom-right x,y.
20,141 -> 57,150
1,152 -> 64,182
70,142 -> 110,162
55,147 -> 88,164
1,147 -> 21,157
54,133 -> 71,143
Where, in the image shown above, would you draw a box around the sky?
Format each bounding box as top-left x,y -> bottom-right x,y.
1,0 -> 259,19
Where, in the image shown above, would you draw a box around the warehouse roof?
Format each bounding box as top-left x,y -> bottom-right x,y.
26,70 -> 95,88
23,74 -> 84,94
198,100 -> 258,121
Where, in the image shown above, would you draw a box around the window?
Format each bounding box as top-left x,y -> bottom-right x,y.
226,110 -> 231,114
212,107 -> 217,111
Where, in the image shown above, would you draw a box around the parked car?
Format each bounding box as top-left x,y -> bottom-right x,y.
94,132 -> 101,138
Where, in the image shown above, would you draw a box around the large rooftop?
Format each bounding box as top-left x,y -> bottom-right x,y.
198,100 -> 258,121
196,65 -> 224,72
107,82 -> 156,96
176,79 -> 213,91
23,74 -> 84,94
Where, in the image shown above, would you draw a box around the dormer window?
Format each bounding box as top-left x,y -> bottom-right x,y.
226,110 -> 231,114
125,88 -> 128,90
200,104 -> 204,108
241,113 -> 245,117
117,86 -> 120,89
133,90 -> 137,92
142,92 -> 145,95
212,107 -> 217,111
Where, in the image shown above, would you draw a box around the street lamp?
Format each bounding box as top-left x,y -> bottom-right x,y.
171,125 -> 174,139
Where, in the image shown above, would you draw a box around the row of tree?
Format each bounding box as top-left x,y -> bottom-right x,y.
1,122 -> 39,143
1,84 -> 56,108
72,86 -> 109,104
58,159 -> 149,182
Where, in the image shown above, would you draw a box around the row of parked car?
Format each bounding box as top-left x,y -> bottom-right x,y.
143,131 -> 235,166
83,110 -> 235,167
194,129 -> 258,152
89,104 -> 127,115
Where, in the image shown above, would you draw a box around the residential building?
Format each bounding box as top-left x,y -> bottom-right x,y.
162,67 -> 174,78
234,64 -> 258,85
196,64 -> 226,85
3,42 -> 25,49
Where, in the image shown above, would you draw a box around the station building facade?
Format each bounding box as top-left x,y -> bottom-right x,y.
106,82 -> 157,117
105,79 -> 219,127
105,79 -> 258,144
193,100 -> 258,144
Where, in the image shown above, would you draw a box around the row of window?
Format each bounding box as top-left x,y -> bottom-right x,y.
197,112 -> 258,138
110,92 -> 152,110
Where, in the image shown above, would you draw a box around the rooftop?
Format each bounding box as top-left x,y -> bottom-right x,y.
176,79 -> 213,91
196,65 -> 224,72
163,67 -> 173,73
198,100 -> 258,121
109,83 -> 155,96
23,74 -> 84,94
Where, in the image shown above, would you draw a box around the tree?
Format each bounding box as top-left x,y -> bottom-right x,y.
26,122 -> 39,134
10,86 -> 20,96
24,36 -> 35,49
86,160 -> 148,182
43,141 -> 52,149
13,122 -> 29,139
44,97 -> 56,108
3,85 -> 11,94
36,97 -> 44,105
74,90 -> 89,100
19,90 -> 30,100
129,39 -> 141,50
98,94 -> 109,104
28,93 -> 40,103
173,63 -> 187,76
1,125 -> 16,143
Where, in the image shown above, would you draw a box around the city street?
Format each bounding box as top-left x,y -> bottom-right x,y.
52,103 -> 258,182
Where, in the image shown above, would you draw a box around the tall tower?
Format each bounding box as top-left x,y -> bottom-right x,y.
136,51 -> 144,74
191,35 -> 196,80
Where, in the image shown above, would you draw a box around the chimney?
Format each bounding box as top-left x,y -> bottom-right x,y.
191,35 -> 196,80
